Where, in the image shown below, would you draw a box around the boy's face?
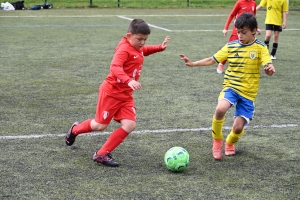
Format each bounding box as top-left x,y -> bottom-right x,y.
236,26 -> 257,44
126,33 -> 149,50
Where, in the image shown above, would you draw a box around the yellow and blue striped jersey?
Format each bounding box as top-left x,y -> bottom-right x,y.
213,38 -> 272,101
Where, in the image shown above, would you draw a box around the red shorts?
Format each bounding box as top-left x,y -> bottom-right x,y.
95,89 -> 136,124
229,28 -> 238,42
228,34 -> 238,42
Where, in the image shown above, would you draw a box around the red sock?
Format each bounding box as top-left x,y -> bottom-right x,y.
72,119 -> 93,135
97,127 -> 129,155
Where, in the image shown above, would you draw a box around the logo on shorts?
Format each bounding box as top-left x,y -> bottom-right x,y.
131,107 -> 136,115
131,107 -> 136,119
103,111 -> 109,120
249,51 -> 257,60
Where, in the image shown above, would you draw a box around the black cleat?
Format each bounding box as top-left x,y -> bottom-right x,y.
93,152 -> 119,167
65,122 -> 79,146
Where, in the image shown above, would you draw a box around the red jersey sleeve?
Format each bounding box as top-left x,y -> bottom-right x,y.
110,50 -> 132,84
224,0 -> 257,30
224,1 -> 241,30
142,44 -> 164,56
109,41 -> 163,84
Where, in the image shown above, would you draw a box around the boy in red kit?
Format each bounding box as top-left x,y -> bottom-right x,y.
217,0 -> 261,74
66,19 -> 170,167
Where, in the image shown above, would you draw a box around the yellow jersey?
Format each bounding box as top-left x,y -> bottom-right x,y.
259,0 -> 289,26
213,38 -> 272,101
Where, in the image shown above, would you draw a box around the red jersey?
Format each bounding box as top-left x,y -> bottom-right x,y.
100,37 -> 164,100
224,0 -> 257,31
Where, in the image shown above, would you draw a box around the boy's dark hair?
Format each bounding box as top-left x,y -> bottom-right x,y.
235,12 -> 258,31
128,19 -> 151,35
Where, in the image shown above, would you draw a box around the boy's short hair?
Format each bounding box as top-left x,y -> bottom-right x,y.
235,12 -> 258,31
128,19 -> 151,35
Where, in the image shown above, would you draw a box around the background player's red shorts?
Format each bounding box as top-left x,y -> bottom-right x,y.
229,27 -> 238,42
95,89 -> 136,124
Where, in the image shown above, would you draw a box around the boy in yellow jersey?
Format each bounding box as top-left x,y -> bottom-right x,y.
179,12 -> 275,160
256,0 -> 288,60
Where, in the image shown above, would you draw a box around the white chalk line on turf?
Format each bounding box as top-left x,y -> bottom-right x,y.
0,14 -> 230,18
171,28 -> 300,32
117,15 -> 172,32
0,124 -> 298,140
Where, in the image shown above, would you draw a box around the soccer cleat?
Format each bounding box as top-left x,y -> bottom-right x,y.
225,142 -> 236,156
65,122 -> 79,146
93,152 -> 119,167
270,55 -> 276,60
217,63 -> 224,74
212,139 -> 223,160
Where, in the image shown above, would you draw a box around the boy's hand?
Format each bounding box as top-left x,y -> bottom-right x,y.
264,64 -> 275,76
128,80 -> 142,91
282,22 -> 287,29
179,54 -> 193,67
257,28 -> 261,35
161,36 -> 170,50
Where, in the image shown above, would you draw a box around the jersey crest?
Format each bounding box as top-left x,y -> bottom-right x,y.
249,51 -> 257,60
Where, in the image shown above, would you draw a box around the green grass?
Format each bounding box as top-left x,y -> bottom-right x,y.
0,8 -> 300,199
18,0 -> 300,9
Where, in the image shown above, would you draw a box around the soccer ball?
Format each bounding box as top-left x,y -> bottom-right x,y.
164,146 -> 189,172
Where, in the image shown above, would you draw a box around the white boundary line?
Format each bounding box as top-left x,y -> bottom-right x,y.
1,14 -> 299,32
0,124 -> 298,140
171,29 -> 300,32
0,14 -> 230,18
117,15 -> 172,32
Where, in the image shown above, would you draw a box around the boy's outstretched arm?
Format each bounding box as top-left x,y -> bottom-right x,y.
179,54 -> 215,67
161,36 -> 170,50
256,5 -> 262,11
264,64 -> 275,76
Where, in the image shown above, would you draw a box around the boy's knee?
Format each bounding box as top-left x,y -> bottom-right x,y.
126,122 -> 136,133
91,120 -> 108,131
232,126 -> 243,134
95,124 -> 107,131
214,107 -> 227,119
121,120 -> 136,133
265,35 -> 271,40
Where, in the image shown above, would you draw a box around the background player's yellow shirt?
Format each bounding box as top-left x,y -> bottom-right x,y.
213,38 -> 272,101
259,0 -> 289,26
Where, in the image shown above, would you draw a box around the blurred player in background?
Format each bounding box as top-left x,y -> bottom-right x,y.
217,0 -> 261,74
256,0 -> 288,60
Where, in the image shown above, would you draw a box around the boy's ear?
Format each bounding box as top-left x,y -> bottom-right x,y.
126,32 -> 132,38
252,28 -> 257,35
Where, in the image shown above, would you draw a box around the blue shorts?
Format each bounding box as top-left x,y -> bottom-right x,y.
218,88 -> 255,125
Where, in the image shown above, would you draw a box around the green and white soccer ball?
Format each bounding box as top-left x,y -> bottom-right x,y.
164,146 -> 189,172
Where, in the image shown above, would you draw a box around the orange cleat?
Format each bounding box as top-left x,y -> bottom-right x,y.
212,139 -> 223,160
225,142 -> 236,156
217,63 -> 224,74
